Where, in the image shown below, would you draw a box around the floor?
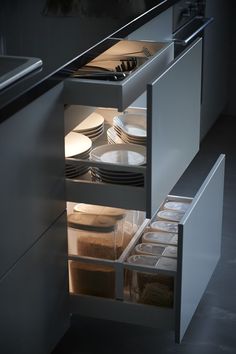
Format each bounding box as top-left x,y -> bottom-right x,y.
52,115 -> 236,354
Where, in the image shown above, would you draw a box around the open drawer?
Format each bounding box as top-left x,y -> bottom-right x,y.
63,38 -> 174,112
68,154 -> 225,343
65,38 -> 202,218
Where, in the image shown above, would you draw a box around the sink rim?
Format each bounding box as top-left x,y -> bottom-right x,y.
0,55 -> 43,90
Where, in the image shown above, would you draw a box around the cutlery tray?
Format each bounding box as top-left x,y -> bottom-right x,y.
63,38 -> 174,111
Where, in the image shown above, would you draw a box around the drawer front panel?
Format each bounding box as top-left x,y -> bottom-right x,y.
0,213 -> 69,354
66,178 -> 146,211
146,38 -> 202,217
70,294 -> 174,330
63,40 -> 174,111
176,154 -> 225,343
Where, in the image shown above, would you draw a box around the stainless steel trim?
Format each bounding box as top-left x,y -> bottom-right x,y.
173,17 -> 214,45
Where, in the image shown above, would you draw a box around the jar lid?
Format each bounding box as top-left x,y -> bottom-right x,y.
157,210 -> 184,222
150,220 -> 178,234
73,203 -> 126,220
67,212 -> 117,232
163,201 -> 190,213
135,243 -> 165,257
142,231 -> 176,245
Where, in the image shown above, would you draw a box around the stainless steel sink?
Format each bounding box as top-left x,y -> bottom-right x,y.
0,55 -> 42,90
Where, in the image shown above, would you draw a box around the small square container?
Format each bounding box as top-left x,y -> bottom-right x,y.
150,220 -> 178,233
69,260 -> 115,298
134,243 -> 165,257
142,231 -> 178,246
126,255 -> 174,307
163,201 -> 190,213
156,210 -> 184,222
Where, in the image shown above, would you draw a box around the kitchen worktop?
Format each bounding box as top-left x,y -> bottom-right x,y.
0,0 -> 178,122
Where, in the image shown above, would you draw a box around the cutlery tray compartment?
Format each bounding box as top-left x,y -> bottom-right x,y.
69,154 -> 225,343
63,38 -> 174,111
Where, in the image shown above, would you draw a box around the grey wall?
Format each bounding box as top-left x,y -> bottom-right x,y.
226,0 -> 236,116
200,0 -> 231,139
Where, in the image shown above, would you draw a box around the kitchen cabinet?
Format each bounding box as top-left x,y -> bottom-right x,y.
61,24 -> 224,342
0,2 -> 227,350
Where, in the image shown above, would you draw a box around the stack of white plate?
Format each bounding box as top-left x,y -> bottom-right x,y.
65,132 -> 92,178
73,112 -> 104,140
113,112 -> 146,145
90,144 -> 146,186
107,126 -> 125,144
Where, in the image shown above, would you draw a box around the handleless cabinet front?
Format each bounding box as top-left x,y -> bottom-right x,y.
0,84 -> 65,279
0,213 -> 69,354
147,38 -> 202,216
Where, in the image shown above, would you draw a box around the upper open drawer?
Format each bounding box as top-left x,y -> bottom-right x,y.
65,38 -> 202,218
63,39 -> 174,111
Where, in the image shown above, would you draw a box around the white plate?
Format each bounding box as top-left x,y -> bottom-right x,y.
85,128 -> 104,139
64,132 -> 92,158
90,144 -> 146,165
91,174 -> 144,186
113,112 -> 146,138
113,126 -> 146,145
98,167 -> 144,178
93,172 -> 144,183
73,112 -> 104,132
74,123 -> 104,135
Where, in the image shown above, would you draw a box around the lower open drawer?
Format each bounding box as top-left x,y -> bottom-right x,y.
68,154 -> 225,343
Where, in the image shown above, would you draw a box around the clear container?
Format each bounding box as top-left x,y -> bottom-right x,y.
67,212 -> 124,260
72,204 -> 145,252
157,210 -> 184,222
150,220 -> 178,233
134,243 -> 165,257
142,231 -> 178,246
126,255 -> 174,307
69,260 -> 115,298
163,201 -> 190,213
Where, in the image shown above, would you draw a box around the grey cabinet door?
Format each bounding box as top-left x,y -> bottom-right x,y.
0,83 -> 66,279
0,213 -> 69,354
176,154 -> 225,342
146,38 -> 202,217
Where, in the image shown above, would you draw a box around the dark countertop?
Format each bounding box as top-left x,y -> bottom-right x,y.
0,0 -> 178,121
